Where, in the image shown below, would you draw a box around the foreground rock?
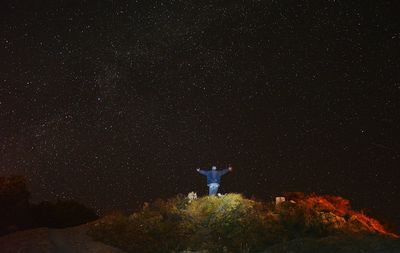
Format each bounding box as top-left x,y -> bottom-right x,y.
0,223 -> 125,253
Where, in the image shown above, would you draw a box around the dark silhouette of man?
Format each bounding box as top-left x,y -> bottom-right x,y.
197,166 -> 232,196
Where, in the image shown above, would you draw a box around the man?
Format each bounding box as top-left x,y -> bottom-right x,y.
197,165 -> 232,196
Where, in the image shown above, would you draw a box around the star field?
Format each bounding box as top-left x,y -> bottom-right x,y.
1,0 -> 399,231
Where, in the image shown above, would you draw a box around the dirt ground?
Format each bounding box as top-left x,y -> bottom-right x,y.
0,224 -> 125,253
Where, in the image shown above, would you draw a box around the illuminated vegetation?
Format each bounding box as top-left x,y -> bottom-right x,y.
88,193 -> 399,253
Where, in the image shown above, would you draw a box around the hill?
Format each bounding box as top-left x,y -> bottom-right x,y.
0,176 -> 98,236
88,193 -> 399,253
1,192 -> 398,253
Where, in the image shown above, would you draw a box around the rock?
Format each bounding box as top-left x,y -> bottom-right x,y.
319,212 -> 346,229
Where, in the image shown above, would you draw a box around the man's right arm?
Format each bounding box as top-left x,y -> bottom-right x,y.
219,166 -> 232,176
197,168 -> 207,176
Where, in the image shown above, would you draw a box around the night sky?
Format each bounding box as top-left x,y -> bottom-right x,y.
1,1 -> 399,231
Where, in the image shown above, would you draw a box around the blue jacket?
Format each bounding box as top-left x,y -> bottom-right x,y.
198,168 -> 230,184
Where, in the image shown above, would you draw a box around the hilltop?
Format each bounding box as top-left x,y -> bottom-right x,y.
88,193 -> 399,253
1,190 -> 399,253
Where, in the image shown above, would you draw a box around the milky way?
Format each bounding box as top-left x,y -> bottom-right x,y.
1,1 -> 399,231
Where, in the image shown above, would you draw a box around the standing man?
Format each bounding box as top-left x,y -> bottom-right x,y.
197,165 -> 232,196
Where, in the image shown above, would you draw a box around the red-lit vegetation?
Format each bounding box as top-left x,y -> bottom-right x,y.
281,192 -> 397,238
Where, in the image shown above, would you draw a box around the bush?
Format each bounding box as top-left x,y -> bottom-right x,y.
180,194 -> 272,252
89,193 -> 398,253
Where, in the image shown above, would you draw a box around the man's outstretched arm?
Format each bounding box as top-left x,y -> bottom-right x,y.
197,168 -> 208,176
220,166 -> 233,176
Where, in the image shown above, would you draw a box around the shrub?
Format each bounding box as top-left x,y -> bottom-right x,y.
89,193 -> 398,253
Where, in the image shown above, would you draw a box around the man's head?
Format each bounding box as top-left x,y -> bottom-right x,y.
212,166 -> 217,170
